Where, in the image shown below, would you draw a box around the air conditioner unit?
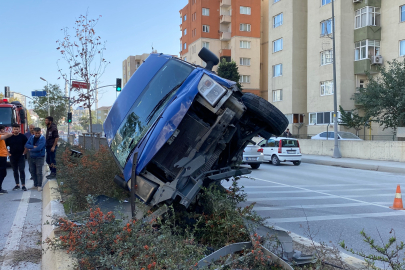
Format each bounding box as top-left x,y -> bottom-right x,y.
371,55 -> 384,65
353,0 -> 362,3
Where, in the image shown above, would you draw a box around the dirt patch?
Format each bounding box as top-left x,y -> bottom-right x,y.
0,248 -> 42,265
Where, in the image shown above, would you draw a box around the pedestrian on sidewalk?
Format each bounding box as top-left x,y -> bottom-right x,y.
0,125 -> 13,194
25,127 -> 46,191
45,117 -> 59,179
6,124 -> 28,191
282,129 -> 292,138
24,124 -> 35,180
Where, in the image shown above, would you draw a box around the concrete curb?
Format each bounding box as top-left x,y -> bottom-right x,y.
289,231 -> 369,269
42,180 -> 75,270
302,158 -> 405,174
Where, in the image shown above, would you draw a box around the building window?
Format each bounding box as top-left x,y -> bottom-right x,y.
240,23 -> 251,32
274,0 -> 281,3
273,38 -> 283,53
355,40 -> 380,61
321,0 -> 333,6
321,50 -> 333,65
273,90 -> 282,102
321,18 -> 333,36
202,25 -> 210,32
136,61 -> 140,68
184,29 -> 187,35
320,80 -> 333,96
202,8 -> 210,16
184,57 -> 187,62
240,75 -> 251,83
273,64 -> 282,77
240,58 -> 251,66
240,6 -> 251,15
192,45 -> 196,54
359,79 -> 365,89
285,114 -> 304,124
355,7 -> 380,29
183,15 -> 187,21
184,43 -> 187,50
401,6 -> 405,22
192,12 -> 196,21
202,41 -> 210,49
400,40 -> 405,56
309,112 -> 340,125
240,40 -> 251,49
273,13 -> 283,28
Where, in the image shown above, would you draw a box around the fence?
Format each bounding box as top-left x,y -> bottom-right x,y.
290,134 -> 397,141
77,133 -> 108,151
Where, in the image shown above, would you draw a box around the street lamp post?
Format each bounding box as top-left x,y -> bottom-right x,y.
39,77 -> 50,116
331,0 -> 342,158
68,63 -> 80,137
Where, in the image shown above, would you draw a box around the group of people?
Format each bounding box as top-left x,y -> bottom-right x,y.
0,116 -> 59,194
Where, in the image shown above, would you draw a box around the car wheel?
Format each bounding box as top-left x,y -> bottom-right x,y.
271,155 -> 280,166
293,161 -> 301,166
241,93 -> 289,138
250,163 -> 260,169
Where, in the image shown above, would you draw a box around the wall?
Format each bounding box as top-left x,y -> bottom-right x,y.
299,139 -> 405,162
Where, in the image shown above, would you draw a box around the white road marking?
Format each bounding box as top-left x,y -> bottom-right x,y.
254,202 -> 392,211
247,194 -> 393,201
265,211 -> 405,224
242,183 -> 392,189
245,187 -> 395,194
1,190 -> 31,270
243,176 -> 392,209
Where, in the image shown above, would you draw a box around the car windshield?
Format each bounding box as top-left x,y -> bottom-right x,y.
0,108 -> 13,126
110,59 -> 194,168
281,139 -> 298,147
338,132 -> 360,139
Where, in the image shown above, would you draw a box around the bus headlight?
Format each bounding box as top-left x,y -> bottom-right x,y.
198,75 -> 227,107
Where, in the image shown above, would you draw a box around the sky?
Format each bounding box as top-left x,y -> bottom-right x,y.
0,0 -> 187,109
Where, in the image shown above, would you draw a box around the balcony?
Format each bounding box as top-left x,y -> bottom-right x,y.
220,31 -> 231,41
220,49 -> 231,57
354,59 -> 379,75
180,24 -> 182,31
220,0 -> 231,8
220,15 -> 231,24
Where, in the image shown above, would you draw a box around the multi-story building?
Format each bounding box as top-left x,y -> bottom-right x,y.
122,53 -> 151,87
96,106 -> 112,124
72,106 -> 89,125
179,0 -> 262,96
268,0 -> 402,138
10,92 -> 27,108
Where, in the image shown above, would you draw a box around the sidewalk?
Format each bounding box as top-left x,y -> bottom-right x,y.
302,155 -> 405,174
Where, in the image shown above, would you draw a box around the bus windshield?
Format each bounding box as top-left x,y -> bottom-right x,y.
0,108 -> 14,126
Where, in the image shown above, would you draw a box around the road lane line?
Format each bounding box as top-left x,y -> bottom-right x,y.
245,188 -> 395,194
243,176 -> 392,209
254,202 -> 392,211
1,190 -> 31,270
247,194 -> 392,201
242,183 -> 390,189
265,211 -> 405,224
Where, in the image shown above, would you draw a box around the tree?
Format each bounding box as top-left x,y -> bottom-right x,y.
56,12 -> 109,133
217,59 -> 242,89
354,59 -> 405,131
79,111 -> 102,131
339,106 -> 371,136
31,84 -> 68,126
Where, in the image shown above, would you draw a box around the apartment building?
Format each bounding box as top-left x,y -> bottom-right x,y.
179,0 -> 262,96
269,0 -> 405,138
96,106 -> 112,124
122,53 -> 150,87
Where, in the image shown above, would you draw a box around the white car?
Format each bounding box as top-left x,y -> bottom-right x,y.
311,131 -> 362,140
242,143 -> 264,169
258,137 -> 302,166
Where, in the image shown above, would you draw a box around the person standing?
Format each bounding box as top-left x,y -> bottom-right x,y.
282,129 -> 292,138
45,117 -> 59,179
0,125 -> 13,194
24,124 -> 35,180
25,127 -> 46,191
6,124 -> 28,191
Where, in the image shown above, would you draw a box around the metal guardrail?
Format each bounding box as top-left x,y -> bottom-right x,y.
290,134 -> 397,141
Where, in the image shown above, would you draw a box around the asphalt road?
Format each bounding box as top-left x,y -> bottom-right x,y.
0,162 -> 43,270
238,162 -> 405,266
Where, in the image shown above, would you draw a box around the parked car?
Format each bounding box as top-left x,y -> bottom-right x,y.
258,137 -> 302,166
242,143 -> 264,169
311,131 -> 362,140
104,48 -> 288,209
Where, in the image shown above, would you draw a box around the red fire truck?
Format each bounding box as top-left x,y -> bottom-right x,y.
0,99 -> 28,133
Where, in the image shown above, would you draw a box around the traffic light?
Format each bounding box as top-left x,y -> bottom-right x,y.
116,78 -> 122,92
4,86 -> 10,98
67,112 -> 72,123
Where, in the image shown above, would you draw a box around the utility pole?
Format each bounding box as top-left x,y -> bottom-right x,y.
331,0 -> 342,158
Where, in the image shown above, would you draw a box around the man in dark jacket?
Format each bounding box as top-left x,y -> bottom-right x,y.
25,127 -> 46,191
24,124 -> 35,180
6,124 -> 28,191
45,116 -> 59,179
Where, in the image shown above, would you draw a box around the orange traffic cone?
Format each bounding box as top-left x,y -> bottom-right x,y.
390,185 -> 405,210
